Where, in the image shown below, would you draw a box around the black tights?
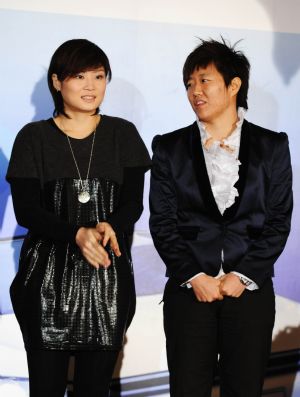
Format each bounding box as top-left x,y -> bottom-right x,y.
26,349 -> 119,397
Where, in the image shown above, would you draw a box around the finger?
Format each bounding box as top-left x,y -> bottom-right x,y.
96,250 -> 111,266
102,230 -> 111,247
111,244 -> 121,257
110,237 -> 121,257
99,261 -> 111,269
88,244 -> 111,267
79,235 -> 110,267
82,253 -> 100,269
94,231 -> 102,241
86,255 -> 111,270
88,247 -> 111,268
89,262 -> 100,269
212,290 -> 224,300
216,290 -> 224,299
219,288 -> 227,296
196,294 -> 205,302
96,223 -> 105,233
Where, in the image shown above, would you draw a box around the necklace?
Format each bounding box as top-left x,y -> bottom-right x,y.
66,130 -> 96,203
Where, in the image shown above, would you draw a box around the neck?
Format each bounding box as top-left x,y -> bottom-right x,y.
55,112 -> 100,139
202,109 -> 239,140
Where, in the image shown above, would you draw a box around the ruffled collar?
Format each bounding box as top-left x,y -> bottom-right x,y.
196,107 -> 246,214
197,107 -> 246,155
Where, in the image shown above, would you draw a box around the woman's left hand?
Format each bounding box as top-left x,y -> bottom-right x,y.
96,222 -> 121,257
219,273 -> 246,298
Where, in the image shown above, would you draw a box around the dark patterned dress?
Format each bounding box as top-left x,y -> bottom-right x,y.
6,115 -> 151,351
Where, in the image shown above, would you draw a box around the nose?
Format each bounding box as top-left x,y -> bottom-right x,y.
84,76 -> 95,90
193,84 -> 203,96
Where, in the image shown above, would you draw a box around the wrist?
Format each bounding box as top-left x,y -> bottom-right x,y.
190,273 -> 213,288
75,227 -> 86,243
239,276 -> 252,287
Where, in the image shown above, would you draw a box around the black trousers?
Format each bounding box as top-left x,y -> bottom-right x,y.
26,349 -> 119,397
163,279 -> 275,397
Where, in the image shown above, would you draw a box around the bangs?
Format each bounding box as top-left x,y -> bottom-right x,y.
59,55 -> 110,81
53,39 -> 111,82
183,56 -> 211,88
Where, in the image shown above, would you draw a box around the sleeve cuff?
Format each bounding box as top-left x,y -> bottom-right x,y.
181,272 -> 205,289
231,271 -> 259,291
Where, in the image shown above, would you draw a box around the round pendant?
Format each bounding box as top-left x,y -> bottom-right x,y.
78,191 -> 90,203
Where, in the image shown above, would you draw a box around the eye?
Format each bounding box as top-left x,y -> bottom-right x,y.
75,74 -> 84,79
186,81 -> 192,88
96,73 -> 106,80
201,79 -> 209,83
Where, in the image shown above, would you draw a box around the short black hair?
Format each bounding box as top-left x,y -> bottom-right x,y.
47,39 -> 111,117
183,38 -> 250,109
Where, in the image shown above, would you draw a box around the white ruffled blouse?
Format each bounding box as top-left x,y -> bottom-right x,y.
186,108 -> 258,289
196,107 -> 246,215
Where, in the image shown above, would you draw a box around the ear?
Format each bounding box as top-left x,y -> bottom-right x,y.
52,74 -> 61,92
230,77 -> 242,97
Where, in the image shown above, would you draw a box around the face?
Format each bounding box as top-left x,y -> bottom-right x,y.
186,63 -> 240,125
52,67 -> 107,115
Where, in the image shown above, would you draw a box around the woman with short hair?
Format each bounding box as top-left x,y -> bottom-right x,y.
7,38 -> 151,397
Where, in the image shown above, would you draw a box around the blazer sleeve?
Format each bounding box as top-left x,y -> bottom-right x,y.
149,135 -> 202,284
234,132 -> 293,286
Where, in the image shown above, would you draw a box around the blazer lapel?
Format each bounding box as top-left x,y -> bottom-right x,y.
223,120 -> 250,220
189,122 -> 223,222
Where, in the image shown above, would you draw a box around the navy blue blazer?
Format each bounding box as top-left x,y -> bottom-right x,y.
149,120 -> 293,287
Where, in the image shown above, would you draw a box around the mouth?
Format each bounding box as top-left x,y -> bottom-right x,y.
81,95 -> 96,102
194,99 -> 206,107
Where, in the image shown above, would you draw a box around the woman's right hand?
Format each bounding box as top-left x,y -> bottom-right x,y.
75,227 -> 111,269
190,274 -> 223,302
96,222 -> 121,257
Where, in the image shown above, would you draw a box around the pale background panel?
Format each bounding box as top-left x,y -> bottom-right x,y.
0,0 -> 300,34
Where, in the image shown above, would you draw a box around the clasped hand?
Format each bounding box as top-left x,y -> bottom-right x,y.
190,273 -> 246,303
75,222 -> 121,269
